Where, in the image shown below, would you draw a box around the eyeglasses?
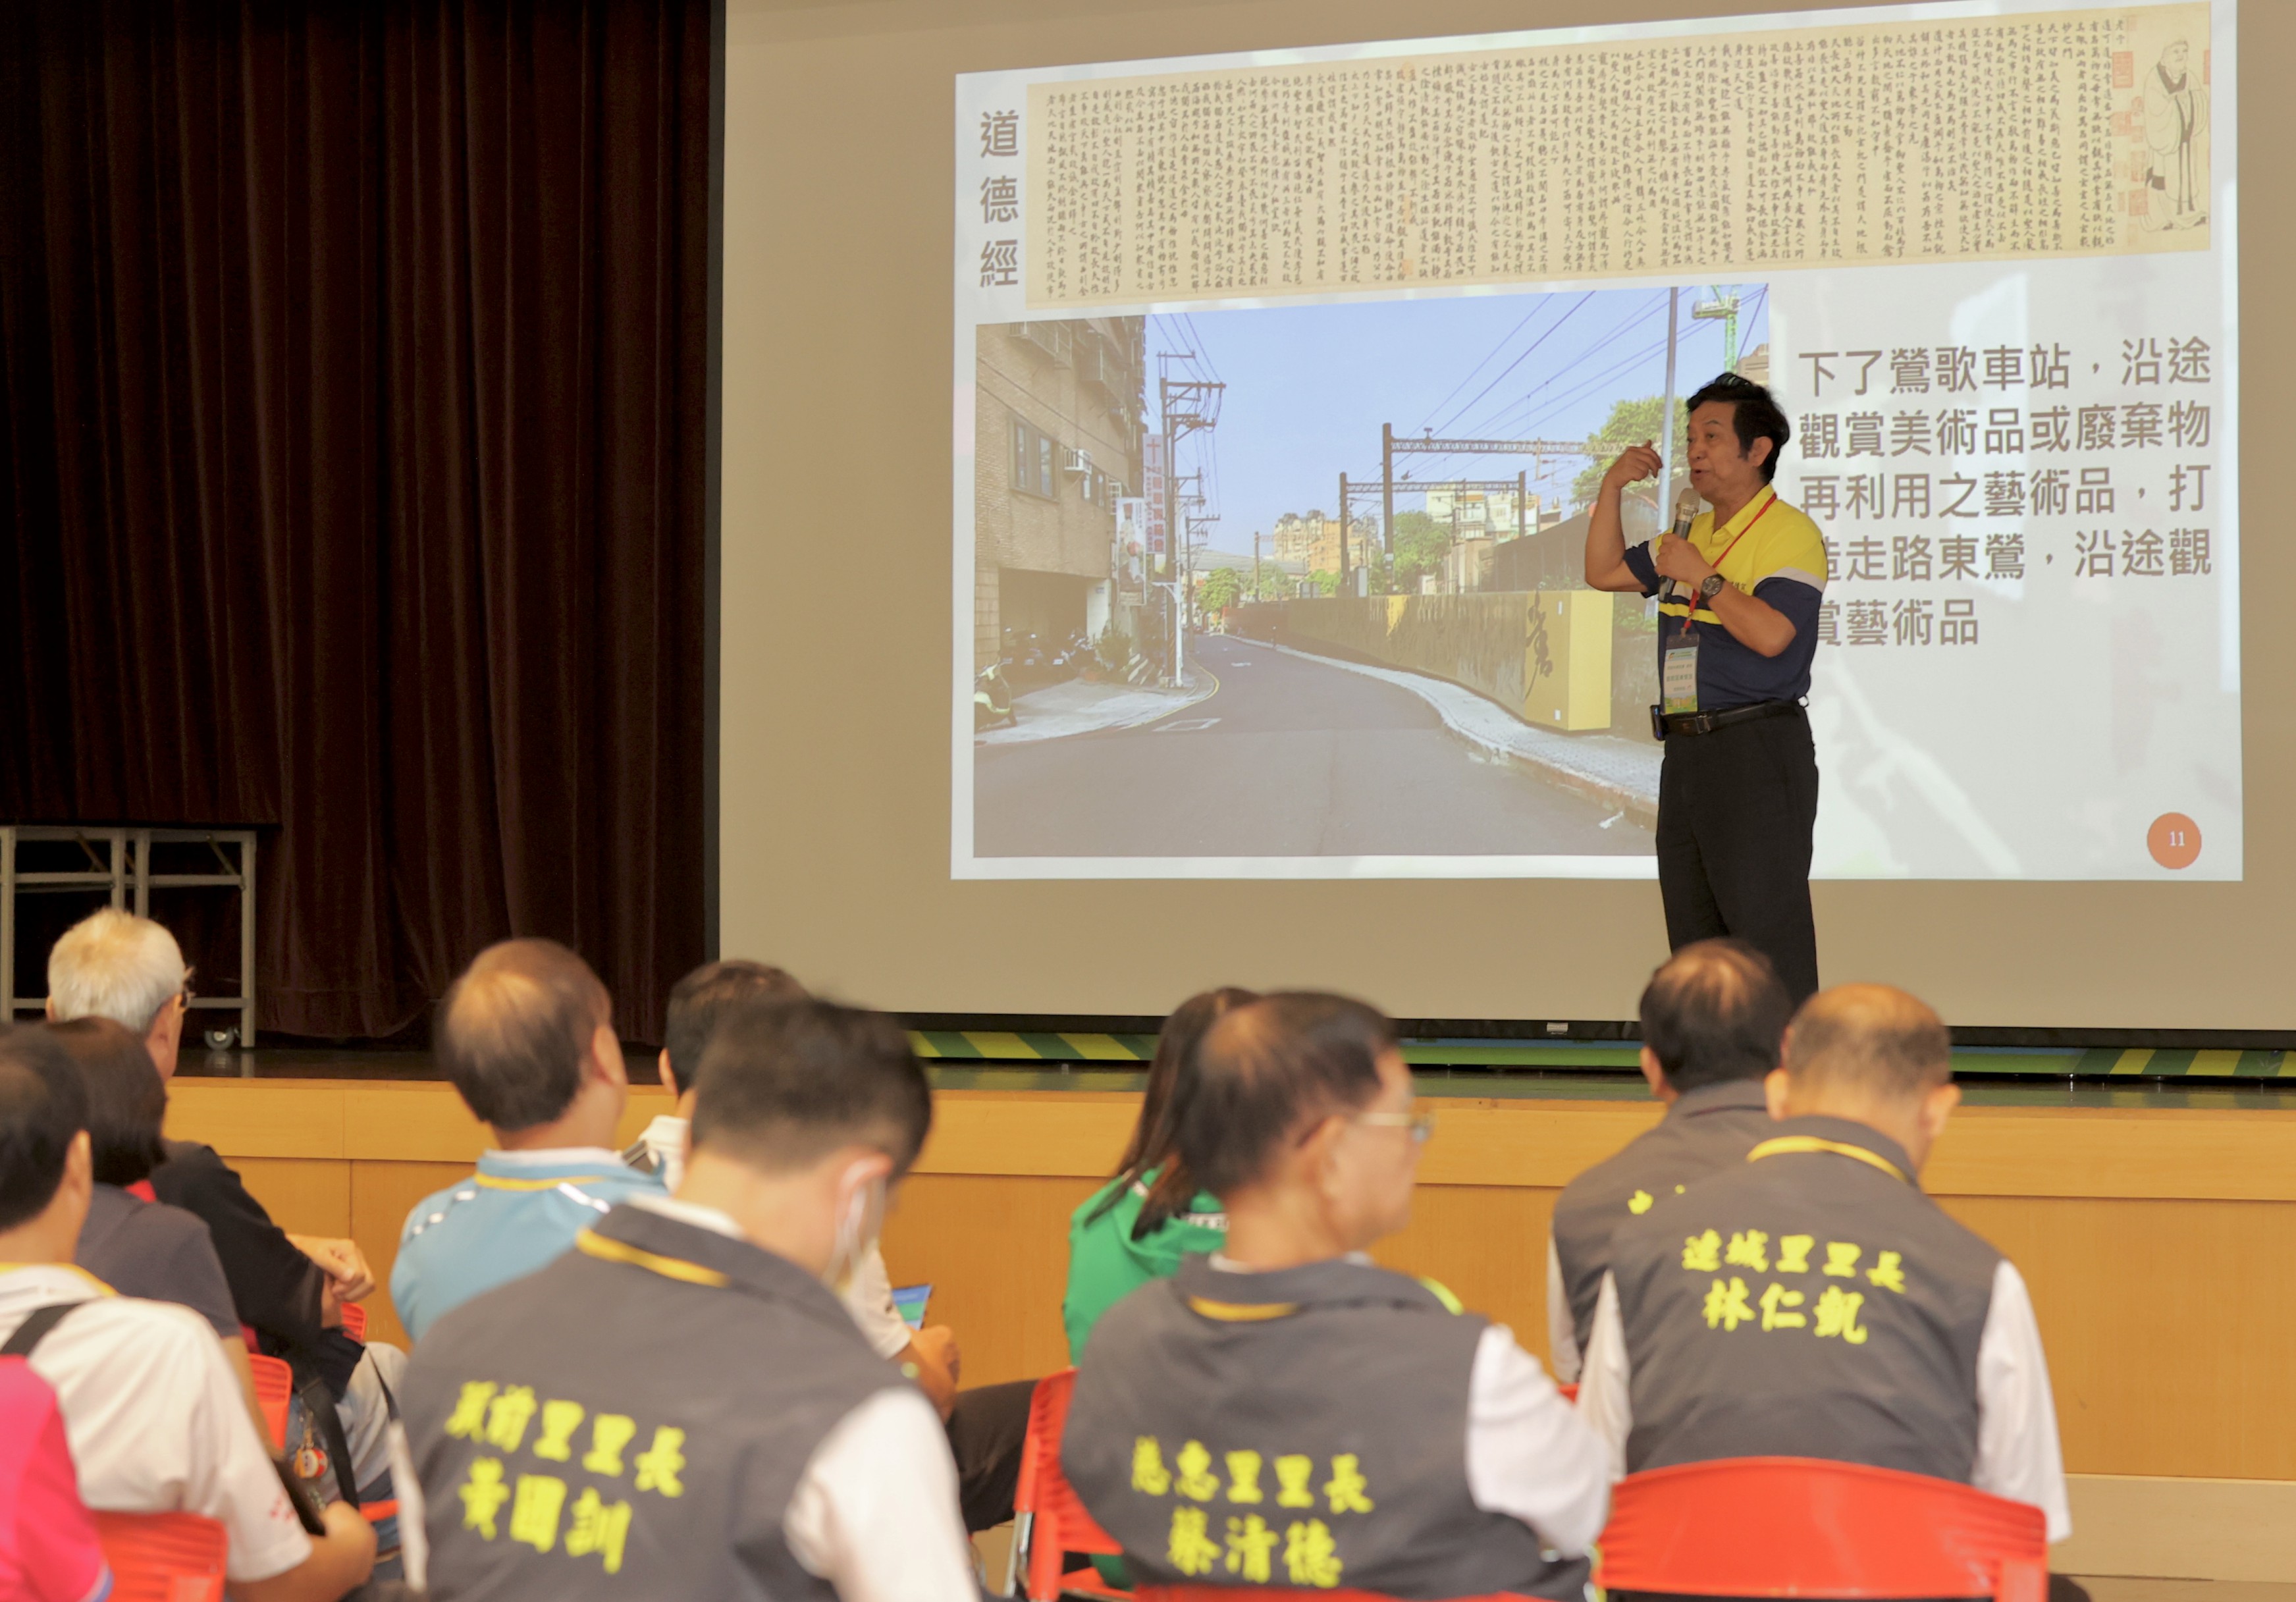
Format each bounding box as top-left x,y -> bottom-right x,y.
178,967 -> 197,1011
1352,1109 -> 1437,1144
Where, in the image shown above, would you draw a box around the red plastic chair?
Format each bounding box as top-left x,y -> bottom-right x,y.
339,1301 -> 367,1342
1595,1456 -> 2048,1602
1010,1369 -> 1125,1600
248,1354 -> 293,1451
93,1510 -> 228,1602
1142,1591 -> 1528,1601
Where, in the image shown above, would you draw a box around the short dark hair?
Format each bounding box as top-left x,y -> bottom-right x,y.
663,960 -> 807,1094
437,938 -> 613,1131
46,1017 -> 167,1185
1639,940 -> 1793,1093
689,998 -> 932,1174
1785,984 -> 1952,1100
0,1026 -> 90,1231
1179,994 -> 1395,1198
1092,986 -> 1259,1237
1686,373 -> 1791,483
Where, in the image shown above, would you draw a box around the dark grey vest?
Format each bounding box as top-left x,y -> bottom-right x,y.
1065,1254 -> 1586,1602
1607,1115 -> 2001,1482
402,1205 -> 903,1601
1551,1079 -> 1774,1359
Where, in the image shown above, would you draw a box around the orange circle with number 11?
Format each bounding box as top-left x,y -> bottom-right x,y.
2148,813 -> 2203,870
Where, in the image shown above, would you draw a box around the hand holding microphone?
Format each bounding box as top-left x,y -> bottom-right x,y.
1653,487 -> 1713,594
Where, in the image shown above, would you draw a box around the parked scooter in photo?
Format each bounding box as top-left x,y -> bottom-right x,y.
974,660 -> 1016,730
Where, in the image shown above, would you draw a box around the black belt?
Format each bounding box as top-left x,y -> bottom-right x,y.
1651,699 -> 1803,738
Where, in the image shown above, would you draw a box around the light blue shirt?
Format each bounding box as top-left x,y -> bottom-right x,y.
390,1146 -> 665,1342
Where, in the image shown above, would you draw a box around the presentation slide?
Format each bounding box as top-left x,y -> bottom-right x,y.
951,0 -> 2237,884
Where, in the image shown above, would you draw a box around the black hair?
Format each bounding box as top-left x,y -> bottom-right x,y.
663,960 -> 808,1095
0,1026 -> 90,1231
437,938 -> 613,1131
1179,993 -> 1395,1199
45,1017 -> 167,1185
689,996 -> 933,1174
1089,986 -> 1258,1239
1685,373 -> 1791,483
1638,939 -> 1793,1093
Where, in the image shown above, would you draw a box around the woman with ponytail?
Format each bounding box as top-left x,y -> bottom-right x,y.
1061,986 -> 1257,1360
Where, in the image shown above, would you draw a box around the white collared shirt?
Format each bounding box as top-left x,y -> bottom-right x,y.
1576,1259 -> 2072,1541
0,1264 -> 313,1584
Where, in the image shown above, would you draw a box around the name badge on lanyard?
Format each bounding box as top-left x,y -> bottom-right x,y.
1657,493 -> 1778,718
1661,617 -> 1700,714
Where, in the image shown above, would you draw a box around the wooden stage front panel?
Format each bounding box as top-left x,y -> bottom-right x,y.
163,1079 -> 2296,1482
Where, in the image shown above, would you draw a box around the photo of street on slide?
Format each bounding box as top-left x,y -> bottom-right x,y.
954,1 -> 2239,881
969,288 -> 1755,863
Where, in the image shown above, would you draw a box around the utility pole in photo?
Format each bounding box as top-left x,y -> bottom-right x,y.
1381,424 -> 1396,568
1657,286 -> 1682,530
1158,355 -> 1223,687
1337,474 -> 1351,595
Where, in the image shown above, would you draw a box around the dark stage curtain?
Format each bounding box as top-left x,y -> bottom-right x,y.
0,0 -> 711,1040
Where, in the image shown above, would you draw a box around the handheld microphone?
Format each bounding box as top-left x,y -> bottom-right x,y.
1670,487 -> 1700,540
1665,489 -> 1701,602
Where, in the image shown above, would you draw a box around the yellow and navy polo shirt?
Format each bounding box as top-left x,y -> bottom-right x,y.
1622,486 -> 1829,709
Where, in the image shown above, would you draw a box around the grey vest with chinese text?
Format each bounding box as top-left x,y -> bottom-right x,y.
400,1204 -> 903,1601
1607,1115 -> 2001,1482
1551,1079 -> 1773,1359
1065,1254 -> 1586,1601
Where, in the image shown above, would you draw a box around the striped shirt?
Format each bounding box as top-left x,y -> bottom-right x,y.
1622,486 -> 1829,709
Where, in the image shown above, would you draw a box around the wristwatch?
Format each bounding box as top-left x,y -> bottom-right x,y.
1697,574 -> 1726,603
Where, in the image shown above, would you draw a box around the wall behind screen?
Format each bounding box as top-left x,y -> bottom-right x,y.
722,0 -> 2293,1030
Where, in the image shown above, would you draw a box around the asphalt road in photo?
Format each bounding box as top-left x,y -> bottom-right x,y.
974,633 -> 1653,858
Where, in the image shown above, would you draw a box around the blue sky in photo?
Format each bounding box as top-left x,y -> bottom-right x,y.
1150,284 -> 1768,548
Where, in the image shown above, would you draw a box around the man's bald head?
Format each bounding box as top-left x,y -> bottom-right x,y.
1784,984 -> 1951,1103
438,939 -> 613,1131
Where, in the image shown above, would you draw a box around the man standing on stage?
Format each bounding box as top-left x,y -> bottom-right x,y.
1584,374 -> 1829,1001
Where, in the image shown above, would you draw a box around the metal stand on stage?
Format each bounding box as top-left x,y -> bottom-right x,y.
0,826 -> 258,1048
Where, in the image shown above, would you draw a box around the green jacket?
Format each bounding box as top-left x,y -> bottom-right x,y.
1062,1171 -> 1226,1361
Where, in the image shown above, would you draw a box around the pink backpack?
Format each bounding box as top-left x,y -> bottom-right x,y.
0,1356 -> 111,1602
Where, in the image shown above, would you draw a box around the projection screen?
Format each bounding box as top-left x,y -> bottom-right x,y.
953,0 -> 2237,884
721,0 -> 2290,1030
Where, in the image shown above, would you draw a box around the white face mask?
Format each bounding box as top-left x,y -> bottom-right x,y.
826,1167 -> 888,1293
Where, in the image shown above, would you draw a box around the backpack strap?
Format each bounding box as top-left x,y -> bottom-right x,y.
0,1302 -> 79,1359
297,1374 -> 363,1509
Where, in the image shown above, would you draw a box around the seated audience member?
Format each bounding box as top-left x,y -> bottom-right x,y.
50,1016 -> 242,1341
47,911 -> 376,1395
625,957 -> 1033,1532
1546,940 -> 1788,1382
1066,994 -> 1608,1599
396,997 -> 978,1600
1578,984 -> 2071,1544
393,939 -> 664,1341
0,1025 -> 376,1601
623,959 -> 805,1187
1062,986 -> 1255,1360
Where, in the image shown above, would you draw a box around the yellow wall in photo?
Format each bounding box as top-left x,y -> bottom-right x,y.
1522,591 -> 1613,732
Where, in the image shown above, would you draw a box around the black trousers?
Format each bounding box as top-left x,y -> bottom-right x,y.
1655,707 -> 1821,1003
948,1378 -> 1037,1532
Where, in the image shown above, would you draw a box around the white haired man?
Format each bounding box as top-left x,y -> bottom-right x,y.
45,909 -> 408,1551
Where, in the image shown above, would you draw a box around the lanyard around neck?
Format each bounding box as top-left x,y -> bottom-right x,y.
1676,489 -> 1778,635
1746,1135 -> 1909,1185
